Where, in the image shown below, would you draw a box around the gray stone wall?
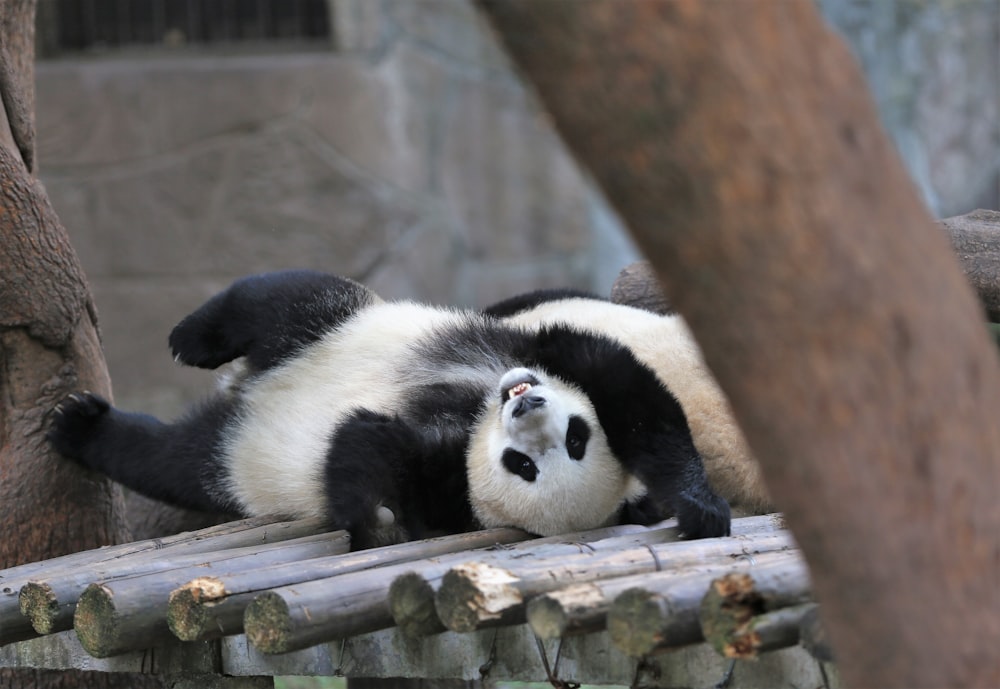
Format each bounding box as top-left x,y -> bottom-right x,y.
36,1 -> 636,416
817,0 -> 1000,216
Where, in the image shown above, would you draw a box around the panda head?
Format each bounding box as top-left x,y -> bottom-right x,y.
466,367 -> 644,536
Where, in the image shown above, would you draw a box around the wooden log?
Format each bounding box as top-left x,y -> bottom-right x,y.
699,557 -> 813,659
799,603 -> 835,662
391,513 -> 784,639
610,261 -> 672,314
167,527 -> 530,642
0,517 -> 321,646
716,602 -> 817,659
22,529 -> 347,639
436,529 -> 795,634
70,531 -> 350,658
940,209 -> 1000,321
531,549 -> 796,641
244,520 -> 682,654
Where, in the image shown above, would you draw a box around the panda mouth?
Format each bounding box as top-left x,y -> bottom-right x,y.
506,382 -> 533,400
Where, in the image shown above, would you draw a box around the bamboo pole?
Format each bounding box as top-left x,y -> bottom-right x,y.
168,527 -> 530,642
70,532 -> 350,658
391,513 -> 783,638
0,517 -> 321,646
435,529 -> 795,634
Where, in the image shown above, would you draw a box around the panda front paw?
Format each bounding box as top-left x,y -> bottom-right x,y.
675,490 -> 732,539
47,392 -> 111,464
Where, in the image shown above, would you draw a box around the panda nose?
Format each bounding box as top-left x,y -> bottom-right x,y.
512,394 -> 546,418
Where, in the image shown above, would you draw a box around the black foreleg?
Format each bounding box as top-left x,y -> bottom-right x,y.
525,325 -> 731,538
48,392 -> 238,514
169,270 -> 379,371
323,410 -> 473,549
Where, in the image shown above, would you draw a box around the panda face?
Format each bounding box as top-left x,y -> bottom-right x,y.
467,367 -> 639,536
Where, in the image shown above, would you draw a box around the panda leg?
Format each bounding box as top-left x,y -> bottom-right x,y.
671,467 -> 732,538
48,392 -> 237,514
168,270 -> 380,371
322,410 -> 472,550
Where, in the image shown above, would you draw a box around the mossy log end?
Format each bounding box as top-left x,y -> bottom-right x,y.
73,584 -> 122,659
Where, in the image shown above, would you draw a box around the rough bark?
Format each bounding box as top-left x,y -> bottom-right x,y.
0,2 -> 164,686
476,2 -> 1000,687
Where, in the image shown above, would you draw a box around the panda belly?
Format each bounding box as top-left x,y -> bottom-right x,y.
219,301 -> 481,520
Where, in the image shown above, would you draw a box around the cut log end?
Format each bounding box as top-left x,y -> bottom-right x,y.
19,581 -> 59,635
607,587 -> 667,658
73,583 -> 120,658
166,578 -> 226,642
527,584 -> 605,639
435,563 -> 522,633
244,591 -> 293,654
388,571 -> 446,638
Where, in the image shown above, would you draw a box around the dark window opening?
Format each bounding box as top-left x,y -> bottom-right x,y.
38,0 -> 331,56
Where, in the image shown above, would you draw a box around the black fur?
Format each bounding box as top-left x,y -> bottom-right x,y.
49,392 -> 239,514
516,325 -> 731,538
482,288 -> 601,319
49,271 -> 730,547
169,270 -> 376,372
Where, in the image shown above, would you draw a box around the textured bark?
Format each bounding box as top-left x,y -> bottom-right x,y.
477,2 -> 1000,688
0,1 -> 161,686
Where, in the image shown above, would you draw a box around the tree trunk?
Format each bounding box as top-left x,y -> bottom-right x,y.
0,1 -> 165,687
476,2 -> 1000,688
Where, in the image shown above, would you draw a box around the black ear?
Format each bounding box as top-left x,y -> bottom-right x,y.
169,271 -> 377,371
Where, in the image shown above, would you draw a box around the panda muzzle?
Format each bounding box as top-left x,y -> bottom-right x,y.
511,394 -> 546,418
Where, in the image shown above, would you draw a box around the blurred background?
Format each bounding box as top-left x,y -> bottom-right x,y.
32,0 -> 1000,418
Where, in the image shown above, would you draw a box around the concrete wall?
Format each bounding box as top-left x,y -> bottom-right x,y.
36,0 -> 636,416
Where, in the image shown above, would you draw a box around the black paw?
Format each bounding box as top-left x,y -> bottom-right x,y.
168,315 -> 234,369
675,491 -> 732,539
47,392 -> 111,462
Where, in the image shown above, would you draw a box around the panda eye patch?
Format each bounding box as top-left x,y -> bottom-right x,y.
565,415 -> 590,460
502,448 -> 538,482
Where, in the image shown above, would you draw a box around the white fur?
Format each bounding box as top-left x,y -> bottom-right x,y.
503,299 -> 772,514
219,301 -> 506,519
467,368 -> 642,536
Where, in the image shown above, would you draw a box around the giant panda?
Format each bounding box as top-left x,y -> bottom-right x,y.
48,270 -> 731,549
484,290 -> 772,515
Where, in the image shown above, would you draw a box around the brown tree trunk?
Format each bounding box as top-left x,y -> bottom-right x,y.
0,1 -> 164,687
477,2 -> 1000,688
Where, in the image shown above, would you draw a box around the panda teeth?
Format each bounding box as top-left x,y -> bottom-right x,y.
507,382 -> 533,400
